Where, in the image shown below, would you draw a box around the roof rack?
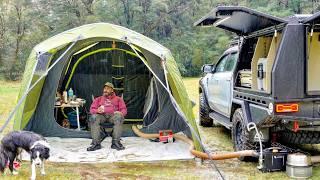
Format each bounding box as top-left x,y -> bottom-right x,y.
229,37 -> 241,47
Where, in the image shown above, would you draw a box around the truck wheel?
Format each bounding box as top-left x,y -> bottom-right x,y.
232,108 -> 256,161
280,130 -> 320,144
199,93 -> 213,127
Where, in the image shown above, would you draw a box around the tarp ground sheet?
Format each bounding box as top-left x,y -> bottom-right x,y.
21,137 -> 194,163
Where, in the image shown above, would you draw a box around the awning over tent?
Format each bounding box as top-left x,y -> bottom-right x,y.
194,6 -> 288,35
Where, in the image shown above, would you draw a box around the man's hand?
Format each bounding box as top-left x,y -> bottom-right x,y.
97,106 -> 104,114
114,111 -> 123,116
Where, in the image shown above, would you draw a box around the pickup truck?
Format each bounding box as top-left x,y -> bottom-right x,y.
196,6 -> 320,159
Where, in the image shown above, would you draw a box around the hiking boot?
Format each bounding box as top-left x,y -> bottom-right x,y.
111,140 -> 125,151
87,144 -> 101,151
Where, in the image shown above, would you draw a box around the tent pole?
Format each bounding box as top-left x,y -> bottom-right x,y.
127,43 -> 225,179
160,56 -> 169,88
0,36 -> 81,133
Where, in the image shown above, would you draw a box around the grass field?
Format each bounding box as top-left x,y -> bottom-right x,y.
1,78 -> 320,179
182,77 -> 200,120
0,80 -> 21,134
0,78 -> 219,180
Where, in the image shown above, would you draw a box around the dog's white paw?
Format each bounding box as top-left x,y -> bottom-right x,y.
30,177 -> 36,180
41,171 -> 46,176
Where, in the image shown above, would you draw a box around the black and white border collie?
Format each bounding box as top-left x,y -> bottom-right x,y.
0,131 -> 50,180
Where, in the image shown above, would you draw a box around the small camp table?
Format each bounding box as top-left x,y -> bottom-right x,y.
54,103 -> 82,130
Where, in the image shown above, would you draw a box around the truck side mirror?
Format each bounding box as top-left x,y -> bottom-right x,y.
202,64 -> 215,73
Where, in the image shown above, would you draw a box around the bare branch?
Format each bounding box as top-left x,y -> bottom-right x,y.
143,1 -> 192,35
81,0 -> 94,15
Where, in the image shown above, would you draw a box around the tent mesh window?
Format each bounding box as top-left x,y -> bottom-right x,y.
60,41 -> 151,120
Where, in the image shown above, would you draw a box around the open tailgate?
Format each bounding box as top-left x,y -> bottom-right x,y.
194,6 -> 287,35
301,11 -> 320,24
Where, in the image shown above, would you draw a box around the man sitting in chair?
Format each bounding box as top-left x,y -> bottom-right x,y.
87,82 -> 127,151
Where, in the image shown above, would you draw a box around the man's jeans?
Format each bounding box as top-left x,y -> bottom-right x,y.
89,113 -> 124,145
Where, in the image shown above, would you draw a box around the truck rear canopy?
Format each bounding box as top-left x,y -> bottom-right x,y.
194,6 -> 287,35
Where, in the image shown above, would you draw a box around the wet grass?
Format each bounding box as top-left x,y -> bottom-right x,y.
1,78 -> 320,179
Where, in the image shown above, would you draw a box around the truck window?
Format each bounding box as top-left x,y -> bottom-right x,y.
215,55 -> 229,73
224,53 -> 238,72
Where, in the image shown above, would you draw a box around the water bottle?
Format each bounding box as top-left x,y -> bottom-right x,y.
63,91 -> 68,103
68,88 -> 74,101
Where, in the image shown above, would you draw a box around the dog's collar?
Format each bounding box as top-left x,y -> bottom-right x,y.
30,140 -> 50,149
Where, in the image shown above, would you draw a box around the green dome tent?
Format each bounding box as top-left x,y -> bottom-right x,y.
12,23 -> 201,150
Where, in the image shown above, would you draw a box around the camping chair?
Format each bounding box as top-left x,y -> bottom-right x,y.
100,122 -> 114,140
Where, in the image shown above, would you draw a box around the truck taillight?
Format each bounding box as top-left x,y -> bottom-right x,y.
276,103 -> 299,113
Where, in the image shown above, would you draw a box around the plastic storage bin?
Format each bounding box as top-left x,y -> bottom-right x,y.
67,111 -> 78,127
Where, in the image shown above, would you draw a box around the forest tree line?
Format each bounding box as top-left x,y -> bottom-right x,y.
0,0 -> 319,80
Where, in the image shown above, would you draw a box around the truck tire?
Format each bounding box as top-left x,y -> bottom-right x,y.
280,130 -> 320,144
199,93 -> 213,127
232,108 -> 256,161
